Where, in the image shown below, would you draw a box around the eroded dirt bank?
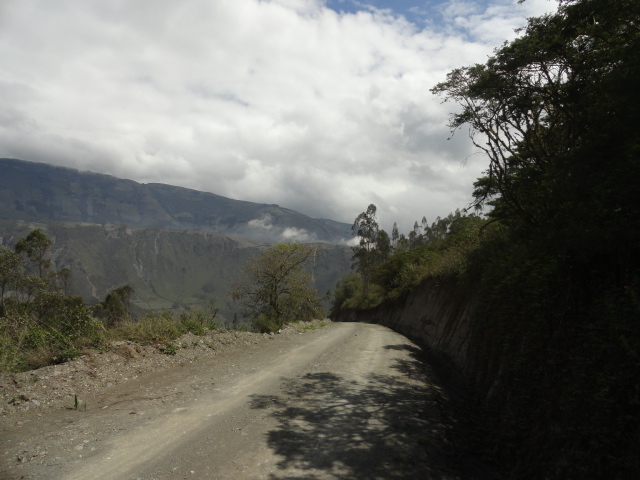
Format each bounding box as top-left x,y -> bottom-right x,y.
1,321 -> 492,480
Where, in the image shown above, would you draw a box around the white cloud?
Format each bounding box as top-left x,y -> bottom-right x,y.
244,214 -> 318,242
0,0 -> 557,234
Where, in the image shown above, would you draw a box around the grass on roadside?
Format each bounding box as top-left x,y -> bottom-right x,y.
0,308 -> 221,373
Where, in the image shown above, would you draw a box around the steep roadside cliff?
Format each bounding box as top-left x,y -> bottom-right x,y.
333,278 -> 477,379
333,270 -> 640,479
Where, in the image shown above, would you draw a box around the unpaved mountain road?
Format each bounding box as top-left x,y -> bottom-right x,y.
1,322 -> 490,480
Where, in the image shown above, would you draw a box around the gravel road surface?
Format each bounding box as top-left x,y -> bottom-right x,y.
1,322 -> 487,479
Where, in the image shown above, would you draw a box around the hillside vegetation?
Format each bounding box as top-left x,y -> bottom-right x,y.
1,227 -> 331,372
0,219 -> 351,320
0,227 -> 227,371
332,1 -> 640,478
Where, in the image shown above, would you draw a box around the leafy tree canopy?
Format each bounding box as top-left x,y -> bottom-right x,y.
432,0 -> 640,273
232,243 -> 323,333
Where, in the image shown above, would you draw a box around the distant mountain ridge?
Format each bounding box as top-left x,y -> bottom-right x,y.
0,158 -> 352,243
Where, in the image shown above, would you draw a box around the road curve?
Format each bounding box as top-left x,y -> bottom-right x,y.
3,322 -> 480,479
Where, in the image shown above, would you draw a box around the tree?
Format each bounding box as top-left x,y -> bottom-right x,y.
408,221 -> 422,249
232,243 -> 322,333
376,229 -> 392,264
95,285 -> 135,324
421,217 -> 429,243
15,228 -> 52,278
55,267 -> 72,295
391,222 -> 399,250
0,245 -> 23,315
396,233 -> 409,253
431,0 -> 640,264
351,204 -> 380,290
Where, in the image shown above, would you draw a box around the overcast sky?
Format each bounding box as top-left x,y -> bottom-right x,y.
0,0 -> 557,233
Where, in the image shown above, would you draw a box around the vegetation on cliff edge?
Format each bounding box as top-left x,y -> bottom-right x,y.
0,229 -> 222,371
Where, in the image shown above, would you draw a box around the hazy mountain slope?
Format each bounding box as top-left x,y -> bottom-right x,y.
0,158 -> 352,243
0,220 -> 352,324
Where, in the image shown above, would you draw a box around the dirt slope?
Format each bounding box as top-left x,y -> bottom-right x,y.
1,322 -> 491,479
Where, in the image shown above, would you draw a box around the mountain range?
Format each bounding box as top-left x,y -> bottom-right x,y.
0,158 -> 352,244
0,158 -> 354,323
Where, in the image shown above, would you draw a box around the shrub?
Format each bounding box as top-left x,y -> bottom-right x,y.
179,307 -> 219,335
254,314 -> 281,334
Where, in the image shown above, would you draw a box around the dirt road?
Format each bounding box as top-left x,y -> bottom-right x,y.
1,322 -> 486,479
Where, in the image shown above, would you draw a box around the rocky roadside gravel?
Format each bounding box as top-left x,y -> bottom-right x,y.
0,320 -> 329,416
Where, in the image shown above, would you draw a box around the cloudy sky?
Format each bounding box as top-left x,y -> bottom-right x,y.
0,0 -> 557,233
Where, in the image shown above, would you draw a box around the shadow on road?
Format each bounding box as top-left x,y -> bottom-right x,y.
249,343 -> 495,480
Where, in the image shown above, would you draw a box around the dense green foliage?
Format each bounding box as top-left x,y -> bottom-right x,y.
335,0 -> 640,477
433,0 -> 640,264
1,229 -> 102,370
93,284 -> 135,325
333,209 -> 484,315
232,243 -> 324,333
